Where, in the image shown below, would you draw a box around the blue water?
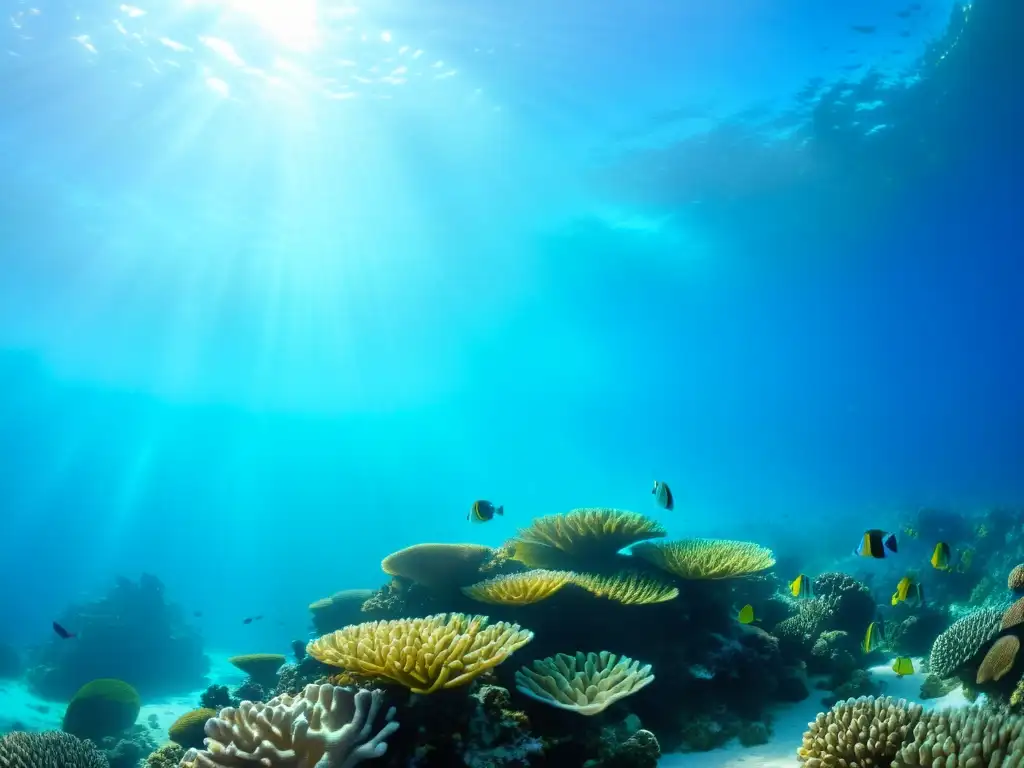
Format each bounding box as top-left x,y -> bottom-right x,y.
0,0 -> 1020,730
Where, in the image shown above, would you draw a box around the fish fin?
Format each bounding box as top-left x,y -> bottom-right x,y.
496,506 -> 504,516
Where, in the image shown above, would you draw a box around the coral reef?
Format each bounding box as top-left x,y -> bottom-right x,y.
62,679 -> 142,741
586,718 -> 661,768
198,685 -> 233,711
463,570 -> 576,605
307,613 -> 533,694
181,683 -> 398,768
25,574 -> 208,700
0,731 -> 109,768
96,725 -> 157,768
630,539 -> 776,580
381,544 -> 495,590
1010,564 -> 1024,593
797,696 -> 921,766
227,653 -> 286,688
309,589 -> 377,635
976,634 -> 1020,683
168,709 -> 216,749
892,702 -> 1024,765
571,571 -> 679,605
515,509 -> 666,562
144,744 -> 184,768
514,651 -> 654,715
928,609 -> 1002,678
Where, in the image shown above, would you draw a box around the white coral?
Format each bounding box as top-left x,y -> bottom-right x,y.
180,684 -> 398,768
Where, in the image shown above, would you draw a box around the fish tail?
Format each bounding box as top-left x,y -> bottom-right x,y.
496,506 -> 504,516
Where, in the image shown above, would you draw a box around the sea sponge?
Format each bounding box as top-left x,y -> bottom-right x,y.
571,571 -> 679,605
892,702 -> 1024,766
183,683 -> 398,768
0,731 -> 108,768
168,708 -> 216,749
62,678 -> 142,741
381,543 -> 495,589
631,539 -> 776,580
796,695 -> 922,766
976,635 -> 1021,684
515,509 -> 666,560
462,570 -> 576,605
928,609 -> 1003,678
1009,565 -> 1024,593
228,653 -> 286,688
515,651 -> 654,715
307,613 -> 534,694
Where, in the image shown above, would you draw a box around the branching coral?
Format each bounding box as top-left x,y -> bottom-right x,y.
892,703 -> 1024,766
928,609 -> 1003,678
631,539 -> 775,580
571,571 -> 679,605
515,509 -> 666,560
182,684 -> 398,768
381,544 -> 495,589
307,614 -> 533,694
796,696 -> 922,766
462,570 -> 575,605
514,651 -> 654,716
0,731 -> 109,768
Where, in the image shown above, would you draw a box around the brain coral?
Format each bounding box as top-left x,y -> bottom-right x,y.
168,708 -> 216,749
892,703 -> 1024,766
796,696 -> 922,766
62,679 -> 141,741
976,634 -> 1021,684
928,609 -> 1003,678
0,731 -> 108,768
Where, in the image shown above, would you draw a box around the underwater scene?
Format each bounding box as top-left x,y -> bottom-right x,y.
2,0 -> 1024,765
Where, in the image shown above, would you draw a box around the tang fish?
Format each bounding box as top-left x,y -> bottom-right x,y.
931,542 -> 951,570
790,574 -> 814,600
862,621 -> 886,654
738,604 -> 755,624
469,500 -> 504,523
892,657 -> 915,677
856,529 -> 898,558
652,481 -> 674,511
52,621 -> 75,639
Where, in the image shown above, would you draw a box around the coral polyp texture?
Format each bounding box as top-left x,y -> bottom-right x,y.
1010,564 -> 1024,593
631,538 -> 776,580
891,703 -> 1024,766
927,609 -> 1003,678
167,708 -> 217,750
0,731 -> 109,768
515,508 -> 666,559
514,651 -> 655,716
796,695 -> 922,766
380,543 -> 495,589
571,571 -> 679,605
462,570 -> 576,605
62,678 -> 142,741
180,684 -> 398,768
307,613 -> 534,694
1002,596 -> 1024,630
976,635 -> 1021,684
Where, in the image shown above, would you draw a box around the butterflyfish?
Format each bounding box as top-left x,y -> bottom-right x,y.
891,576 -> 913,606
856,529 -> 898,558
892,656 -> 915,677
862,621 -> 886,653
790,574 -> 813,600
738,604 -> 755,624
931,542 -> 951,570
469,500 -> 504,523
652,480 -> 674,511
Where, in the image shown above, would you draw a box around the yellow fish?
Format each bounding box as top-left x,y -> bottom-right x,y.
738,604 -> 755,624
891,576 -> 913,606
892,656 -> 914,677
790,574 -> 813,600
931,542 -> 951,570
902,526 -> 919,539
862,621 -> 886,654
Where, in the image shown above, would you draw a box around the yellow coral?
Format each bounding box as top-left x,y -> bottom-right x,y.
515,509 -> 665,560
515,651 -> 654,715
381,543 -> 495,589
571,571 -> 679,605
631,539 -> 775,580
306,613 -> 533,694
462,570 -> 575,605
977,635 -> 1020,684
508,540 -> 578,570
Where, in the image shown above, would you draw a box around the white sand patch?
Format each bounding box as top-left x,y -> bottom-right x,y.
0,680 -> 63,733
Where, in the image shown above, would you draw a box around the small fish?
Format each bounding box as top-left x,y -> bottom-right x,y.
468,500 -> 503,523
790,574 -> 814,600
856,529 -> 898,559
851,25 -> 877,34
193,611 -> 203,618
931,542 -> 951,570
891,576 -> 913,606
652,481 -> 674,511
52,621 -> 75,639
863,621 -> 886,653
242,615 -> 263,624
738,604 -> 755,624
892,656 -> 915,677
956,548 -> 975,573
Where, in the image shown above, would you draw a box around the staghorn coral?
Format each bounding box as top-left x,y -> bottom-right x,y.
976,634 -> 1020,683
462,570 -> 576,605
228,653 -> 286,688
168,709 -> 216,749
0,731 -> 109,768
381,544 -> 495,589
307,613 -> 533,694
571,571 -> 679,605
796,695 -> 922,766
183,683 -> 398,768
515,651 -> 654,715
630,539 -> 775,580
892,702 -> 1024,766
63,679 -> 141,741
515,509 -> 666,560
928,609 -> 1003,678
1010,564 -> 1024,593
